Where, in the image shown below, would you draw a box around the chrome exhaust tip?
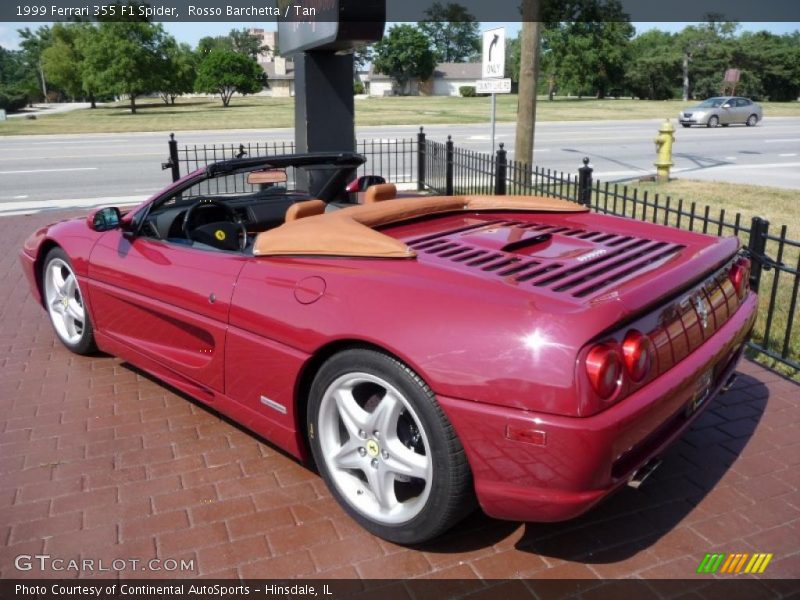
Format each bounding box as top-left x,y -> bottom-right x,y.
627,458 -> 662,489
720,373 -> 738,394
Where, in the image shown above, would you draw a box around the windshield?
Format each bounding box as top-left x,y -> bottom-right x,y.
697,98 -> 726,108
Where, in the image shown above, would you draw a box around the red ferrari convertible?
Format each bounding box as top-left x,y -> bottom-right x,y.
20,152 -> 757,544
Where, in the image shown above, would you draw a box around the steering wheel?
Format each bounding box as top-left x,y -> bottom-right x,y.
181,198 -> 247,251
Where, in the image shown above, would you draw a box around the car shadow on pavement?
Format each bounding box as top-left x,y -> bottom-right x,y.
411,374 -> 770,559
509,373 -> 769,563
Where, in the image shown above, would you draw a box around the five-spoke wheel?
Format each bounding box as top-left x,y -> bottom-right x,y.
308,349 -> 474,544
42,248 -> 96,354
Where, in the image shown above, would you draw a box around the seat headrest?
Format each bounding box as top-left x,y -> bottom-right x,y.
363,183 -> 397,204
285,199 -> 326,222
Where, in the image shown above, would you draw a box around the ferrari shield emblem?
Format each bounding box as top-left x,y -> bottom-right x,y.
214,230 -> 226,241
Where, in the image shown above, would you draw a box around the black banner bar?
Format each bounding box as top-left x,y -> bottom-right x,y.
2,579 -> 800,600
2,0 -> 800,23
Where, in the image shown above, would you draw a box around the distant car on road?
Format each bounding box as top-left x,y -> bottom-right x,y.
679,97 -> 763,128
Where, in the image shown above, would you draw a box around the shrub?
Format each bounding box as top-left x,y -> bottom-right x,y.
0,86 -> 28,112
459,85 -> 476,97
353,81 -> 365,95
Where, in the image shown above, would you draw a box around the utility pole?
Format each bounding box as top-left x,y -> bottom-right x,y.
514,0 -> 542,167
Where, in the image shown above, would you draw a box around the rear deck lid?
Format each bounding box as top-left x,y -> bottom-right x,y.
387,211 -> 739,309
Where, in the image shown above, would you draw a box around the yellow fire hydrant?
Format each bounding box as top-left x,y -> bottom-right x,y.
654,119 -> 675,182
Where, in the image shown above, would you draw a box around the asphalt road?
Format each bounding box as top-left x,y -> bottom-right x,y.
1,117 -> 798,216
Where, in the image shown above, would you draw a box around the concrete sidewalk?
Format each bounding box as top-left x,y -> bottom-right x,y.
1,211 -> 798,580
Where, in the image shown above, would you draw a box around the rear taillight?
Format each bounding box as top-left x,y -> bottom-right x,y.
621,330 -> 653,382
585,343 -> 622,399
729,257 -> 751,299
345,180 -> 359,193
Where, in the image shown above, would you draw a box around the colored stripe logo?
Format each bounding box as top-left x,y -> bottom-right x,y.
697,552 -> 773,574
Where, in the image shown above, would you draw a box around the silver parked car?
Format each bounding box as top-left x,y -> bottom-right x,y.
678,97 -> 763,128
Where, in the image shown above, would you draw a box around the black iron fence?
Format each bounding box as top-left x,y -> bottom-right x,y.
163,133 -> 417,186
161,131 -> 799,373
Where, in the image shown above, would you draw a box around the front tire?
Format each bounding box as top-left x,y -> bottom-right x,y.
681,123 -> 691,128
707,115 -> 719,128
746,114 -> 758,127
307,349 -> 474,544
42,248 -> 97,355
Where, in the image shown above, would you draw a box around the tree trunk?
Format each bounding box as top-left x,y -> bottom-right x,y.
547,75 -> 555,101
130,94 -> 136,114
90,95 -> 96,109
514,7 -> 542,168
682,53 -> 690,101
39,62 -> 48,102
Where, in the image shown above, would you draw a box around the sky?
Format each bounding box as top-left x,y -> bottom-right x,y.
1,21 -> 798,50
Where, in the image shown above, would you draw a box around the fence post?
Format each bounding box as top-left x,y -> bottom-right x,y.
445,135 -> 454,196
417,127 -> 426,191
494,143 -> 507,196
578,156 -> 593,207
748,216 -> 770,292
161,132 -> 180,182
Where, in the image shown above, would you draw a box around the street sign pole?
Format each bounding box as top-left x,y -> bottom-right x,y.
491,93 -> 497,153
481,27 -> 506,152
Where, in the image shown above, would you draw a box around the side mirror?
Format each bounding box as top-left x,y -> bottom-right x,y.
346,175 -> 386,193
722,103 -> 731,108
87,207 -> 122,232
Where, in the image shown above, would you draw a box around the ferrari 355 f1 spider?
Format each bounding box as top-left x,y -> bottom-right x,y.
20,152 -> 757,543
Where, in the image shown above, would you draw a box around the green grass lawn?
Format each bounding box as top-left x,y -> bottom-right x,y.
3,95 -> 800,136
592,178 -> 800,380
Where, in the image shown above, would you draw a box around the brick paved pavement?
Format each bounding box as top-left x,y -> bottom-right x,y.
1,211 -> 799,581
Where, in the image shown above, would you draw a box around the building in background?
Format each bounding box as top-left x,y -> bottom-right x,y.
368,63 -> 482,97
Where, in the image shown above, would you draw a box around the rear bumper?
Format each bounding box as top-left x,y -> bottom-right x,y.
438,291 -> 757,522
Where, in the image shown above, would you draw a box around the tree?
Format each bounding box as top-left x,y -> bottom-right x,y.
372,25 -> 436,95
18,26 -> 52,101
158,41 -> 197,104
0,47 -> 31,111
354,45 -> 373,72
515,0 -> 542,167
418,2 -> 480,63
626,30 -> 681,100
677,20 -> 738,100
41,23 -> 101,104
198,29 -> 268,60
229,29 -> 269,60
195,50 -> 265,107
729,31 -> 800,101
543,20 -> 634,98
82,21 -> 172,113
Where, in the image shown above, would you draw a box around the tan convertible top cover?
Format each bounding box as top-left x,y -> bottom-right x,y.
253,195 -> 588,258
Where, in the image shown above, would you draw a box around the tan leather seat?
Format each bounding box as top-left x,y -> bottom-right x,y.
257,195 -> 588,258
363,183 -> 397,204
285,199 -> 326,222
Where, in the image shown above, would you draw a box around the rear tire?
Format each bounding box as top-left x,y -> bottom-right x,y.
307,348 -> 475,544
746,114 -> 758,127
42,247 -> 97,355
707,116 -> 719,128
681,124 -> 691,128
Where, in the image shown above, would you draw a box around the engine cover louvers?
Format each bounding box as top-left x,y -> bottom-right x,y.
407,218 -> 685,299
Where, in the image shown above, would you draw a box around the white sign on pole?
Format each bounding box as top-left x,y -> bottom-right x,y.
476,78 -> 512,94
481,28 -> 506,79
